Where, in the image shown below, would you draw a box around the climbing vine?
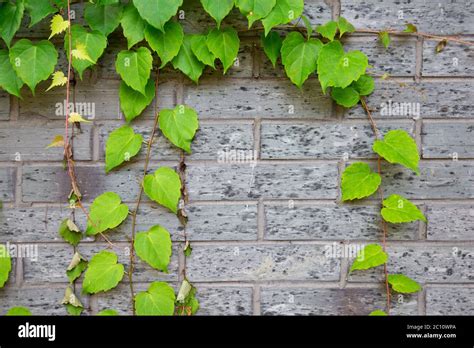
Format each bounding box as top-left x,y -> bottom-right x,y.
0,0 -> 472,316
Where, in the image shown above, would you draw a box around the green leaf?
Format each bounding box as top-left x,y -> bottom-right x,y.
84,3 -> 123,36
9,39 -> 58,95
0,49 -> 23,98
281,32 -> 322,88
0,0 -> 24,47
352,74 -> 374,96
66,252 -> 88,283
206,27 -> 240,74
0,244 -> 12,288
119,78 -> 155,123
190,34 -> 216,68
176,279 -> 199,315
369,310 -> 387,316
200,0 -> 235,28
58,218 -> 83,246
372,129 -> 420,174
143,167 -> 182,213
25,0 -> 56,27
86,192 -> 129,235
83,250 -> 125,294
120,3 -> 146,49
236,0 -> 277,28
388,274 -> 421,293
261,0 -> 304,37
341,162 -> 381,201
159,104 -> 199,153
65,25 -> 107,79
403,23 -> 418,33
132,0 -> 183,32
97,309 -> 119,316
331,86 -> 360,107
172,35 -> 205,83
135,281 -> 176,315
381,194 -> 426,223
316,20 -> 337,41
6,307 -> 32,316
66,304 -> 83,316
134,225 -> 172,272
105,125 -> 143,172
145,21 -> 184,68
300,14 -> 313,38
350,244 -> 388,272
261,31 -> 282,67
317,40 -> 368,93
337,17 -> 355,37
379,31 -> 390,49
115,47 -> 153,95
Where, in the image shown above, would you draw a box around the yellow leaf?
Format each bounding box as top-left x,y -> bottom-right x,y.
68,112 -> 92,123
46,135 -> 64,149
49,14 -> 69,39
71,43 -> 95,63
46,71 -> 68,92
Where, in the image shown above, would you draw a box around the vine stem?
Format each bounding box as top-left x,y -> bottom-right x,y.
241,23 -> 473,46
128,69 -> 160,315
360,97 -> 391,314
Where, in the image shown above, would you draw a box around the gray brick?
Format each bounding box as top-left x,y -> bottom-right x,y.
187,163 -> 339,200
422,122 -> 474,158
0,92 -> 9,120
19,79 -> 176,121
97,121 -> 254,162
423,39 -> 474,76
0,206 -> 70,243
426,287 -> 474,315
0,123 -> 92,161
0,167 -> 15,202
187,203 -> 258,241
427,204 -> 474,241
382,161 -> 474,199
187,244 -> 340,282
23,243 -> 179,284
344,79 -> 474,119
195,286 -> 253,315
184,78 -> 333,119
261,121 -> 413,159
265,203 -> 419,241
261,287 -> 417,315
21,163 -> 180,203
348,245 -> 474,283
341,0 -> 474,35
0,287 -> 71,315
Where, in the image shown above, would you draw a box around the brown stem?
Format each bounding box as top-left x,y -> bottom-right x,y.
360,97 -> 391,314
128,69 -> 160,315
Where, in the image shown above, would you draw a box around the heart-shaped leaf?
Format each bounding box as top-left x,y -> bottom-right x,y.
119,78 -> 155,122
84,2 -> 123,36
105,125 -> 143,172
135,281 -> 175,315
350,244 -> 388,272
132,0 -> 183,32
143,167 -> 181,213
261,0 -> 304,36
86,192 -> 129,235
0,49 -> 23,97
200,0 -> 235,28
235,0 -> 276,28
145,21 -> 184,68
159,104 -> 199,153
172,35 -> 205,83
388,274 -> 421,293
341,162 -> 381,201
373,129 -> 420,174
83,250 -> 124,294
120,3 -> 146,49
115,47 -> 153,95
206,27 -> 240,74
10,39 -> 58,94
317,40 -> 368,93
281,32 -> 323,88
134,225 -> 172,272
261,31 -> 282,67
0,0 -> 24,47
381,194 -> 426,223
190,34 -> 216,68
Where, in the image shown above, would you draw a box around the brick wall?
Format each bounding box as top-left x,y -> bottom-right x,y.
0,0 -> 473,316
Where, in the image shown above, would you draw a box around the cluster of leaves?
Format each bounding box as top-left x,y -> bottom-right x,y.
342,129 -> 425,315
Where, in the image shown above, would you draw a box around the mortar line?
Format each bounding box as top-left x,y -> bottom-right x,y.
252,284 -> 261,315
